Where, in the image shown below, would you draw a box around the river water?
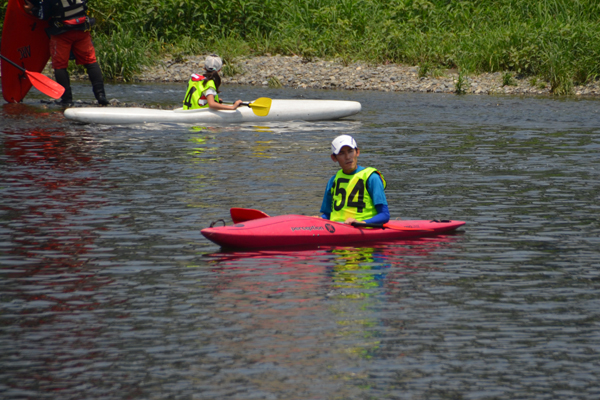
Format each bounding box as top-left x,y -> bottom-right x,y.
1,83 -> 600,399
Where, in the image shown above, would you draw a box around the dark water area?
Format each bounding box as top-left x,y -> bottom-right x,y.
1,82 -> 600,399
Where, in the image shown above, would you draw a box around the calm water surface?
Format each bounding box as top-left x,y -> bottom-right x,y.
1,83 -> 600,399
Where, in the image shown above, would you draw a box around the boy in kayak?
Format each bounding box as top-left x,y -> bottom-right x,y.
319,135 -> 390,225
183,55 -> 243,111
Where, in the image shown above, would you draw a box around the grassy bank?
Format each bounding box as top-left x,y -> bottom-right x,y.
2,0 -> 599,94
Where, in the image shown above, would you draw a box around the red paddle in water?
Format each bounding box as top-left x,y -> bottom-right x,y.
1,54 -> 65,99
230,208 -> 431,231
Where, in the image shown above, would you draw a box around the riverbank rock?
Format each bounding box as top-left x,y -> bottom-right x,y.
135,54 -> 600,97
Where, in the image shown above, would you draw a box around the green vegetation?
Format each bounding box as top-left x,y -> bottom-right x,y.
0,2 -> 6,26
2,0 -> 599,94
268,76 -> 283,88
502,72 -> 517,87
454,68 -> 469,95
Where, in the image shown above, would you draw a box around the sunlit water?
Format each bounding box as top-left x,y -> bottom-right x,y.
1,82 -> 600,399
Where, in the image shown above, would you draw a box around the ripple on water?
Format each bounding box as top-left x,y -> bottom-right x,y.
1,86 -> 600,399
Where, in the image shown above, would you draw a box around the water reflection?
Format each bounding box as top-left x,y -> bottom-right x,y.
0,125 -> 124,397
329,246 -> 390,296
198,236 -> 462,396
1,127 -> 113,317
2,103 -> 52,118
2,84 -> 599,399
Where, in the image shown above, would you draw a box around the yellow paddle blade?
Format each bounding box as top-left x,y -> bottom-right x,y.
248,97 -> 272,117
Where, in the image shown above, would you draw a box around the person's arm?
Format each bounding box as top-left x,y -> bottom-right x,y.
319,176 -> 335,219
345,205 -> 389,225
362,204 -> 390,224
207,95 -> 242,111
24,0 -> 53,19
24,0 -> 38,16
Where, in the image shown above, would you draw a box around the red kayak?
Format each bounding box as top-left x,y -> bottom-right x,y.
1,0 -> 51,102
201,209 -> 465,249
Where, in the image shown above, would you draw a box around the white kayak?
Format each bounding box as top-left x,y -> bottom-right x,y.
63,99 -> 361,125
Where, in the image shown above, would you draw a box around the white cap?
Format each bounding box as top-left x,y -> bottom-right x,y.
204,55 -> 223,72
331,135 -> 358,154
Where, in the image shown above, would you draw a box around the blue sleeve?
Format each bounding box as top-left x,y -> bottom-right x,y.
366,172 -> 388,206
319,175 -> 336,219
363,172 -> 389,224
363,204 -> 390,224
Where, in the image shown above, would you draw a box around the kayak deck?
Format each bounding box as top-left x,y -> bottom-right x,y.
201,215 -> 465,249
63,99 -> 361,124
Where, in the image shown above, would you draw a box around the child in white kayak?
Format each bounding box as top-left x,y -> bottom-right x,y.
319,135 -> 390,225
183,54 -> 243,111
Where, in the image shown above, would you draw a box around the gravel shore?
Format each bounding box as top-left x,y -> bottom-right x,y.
136,54 -> 600,97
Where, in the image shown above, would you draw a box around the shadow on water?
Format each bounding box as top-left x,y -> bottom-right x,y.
1,82 -> 600,399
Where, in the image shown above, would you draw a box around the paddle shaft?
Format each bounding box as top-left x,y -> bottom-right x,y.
0,54 -> 27,72
222,97 -> 271,116
353,222 -> 390,229
352,222 -> 432,231
224,98 -> 270,108
223,101 -> 252,106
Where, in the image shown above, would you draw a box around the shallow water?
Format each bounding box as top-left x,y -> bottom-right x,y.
1,83 -> 600,399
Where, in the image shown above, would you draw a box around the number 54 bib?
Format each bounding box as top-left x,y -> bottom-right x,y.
330,167 -> 386,222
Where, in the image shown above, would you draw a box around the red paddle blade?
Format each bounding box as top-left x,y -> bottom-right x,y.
26,70 -> 65,99
230,208 -> 270,224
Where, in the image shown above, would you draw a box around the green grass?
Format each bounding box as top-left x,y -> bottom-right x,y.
2,0 -> 599,94
93,26 -> 154,81
502,72 -> 517,87
454,69 -> 469,95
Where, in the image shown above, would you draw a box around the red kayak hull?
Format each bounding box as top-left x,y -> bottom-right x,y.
1,0 -> 51,102
201,215 -> 465,249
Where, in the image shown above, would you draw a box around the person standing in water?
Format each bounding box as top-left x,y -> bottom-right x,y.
24,0 -> 109,106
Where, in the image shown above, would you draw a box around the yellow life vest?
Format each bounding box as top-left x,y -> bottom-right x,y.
183,75 -> 219,110
330,167 -> 386,222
